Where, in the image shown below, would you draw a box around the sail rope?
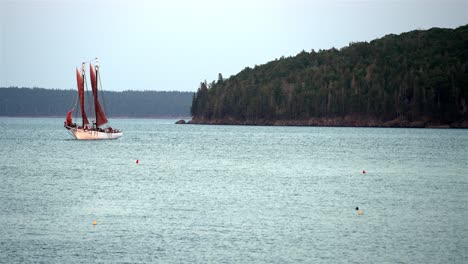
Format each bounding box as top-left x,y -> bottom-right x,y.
82,58 -> 98,64
83,71 -> 94,125
97,71 -> 111,127
80,58 -> 112,127
68,89 -> 78,118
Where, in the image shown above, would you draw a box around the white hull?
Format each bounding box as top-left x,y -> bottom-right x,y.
66,127 -> 122,140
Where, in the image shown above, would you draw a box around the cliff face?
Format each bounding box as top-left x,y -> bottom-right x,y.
190,25 -> 468,128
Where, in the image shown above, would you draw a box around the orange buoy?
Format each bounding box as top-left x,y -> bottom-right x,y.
356,207 -> 363,215
136,159 -> 139,164
92,220 -> 97,225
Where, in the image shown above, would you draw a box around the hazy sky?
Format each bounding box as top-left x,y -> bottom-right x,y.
1,0 -> 467,91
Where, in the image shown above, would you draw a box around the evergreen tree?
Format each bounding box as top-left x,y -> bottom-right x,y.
190,25 -> 468,127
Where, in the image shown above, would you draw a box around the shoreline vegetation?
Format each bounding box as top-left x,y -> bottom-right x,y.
187,116 -> 467,128
188,25 -> 468,128
0,116 -> 191,119
0,87 -> 192,118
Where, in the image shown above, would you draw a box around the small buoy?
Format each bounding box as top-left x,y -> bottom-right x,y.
356,207 -> 363,215
92,220 -> 97,225
362,170 -> 366,174
136,159 -> 139,164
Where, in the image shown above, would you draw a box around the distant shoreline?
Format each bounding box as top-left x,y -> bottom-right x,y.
4,116 -> 465,128
0,116 -> 191,120
187,117 -> 468,129
0,87 -> 192,118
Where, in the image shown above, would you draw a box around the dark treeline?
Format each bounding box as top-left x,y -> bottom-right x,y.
191,25 -> 468,127
0,87 -> 192,118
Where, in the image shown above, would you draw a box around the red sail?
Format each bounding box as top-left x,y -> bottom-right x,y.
66,109 -> 73,125
90,64 -> 108,127
76,68 -> 89,126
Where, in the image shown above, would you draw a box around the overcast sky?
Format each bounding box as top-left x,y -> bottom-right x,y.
1,0 -> 467,91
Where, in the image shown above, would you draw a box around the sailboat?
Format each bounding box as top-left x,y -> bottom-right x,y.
64,59 -> 122,140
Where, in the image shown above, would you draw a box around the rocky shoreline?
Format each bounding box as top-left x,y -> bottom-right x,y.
178,116 -> 468,128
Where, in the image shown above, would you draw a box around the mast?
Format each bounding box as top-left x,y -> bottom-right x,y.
76,63 -> 89,127
90,60 -> 108,127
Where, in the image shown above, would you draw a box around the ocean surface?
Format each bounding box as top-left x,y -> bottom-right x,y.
0,117 -> 467,263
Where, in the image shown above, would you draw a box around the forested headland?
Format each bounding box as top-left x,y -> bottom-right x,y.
0,87 -> 192,118
190,25 -> 468,128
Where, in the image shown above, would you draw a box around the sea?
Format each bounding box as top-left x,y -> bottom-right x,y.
0,117 -> 467,263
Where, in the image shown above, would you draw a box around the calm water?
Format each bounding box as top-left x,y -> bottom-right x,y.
0,117 -> 467,263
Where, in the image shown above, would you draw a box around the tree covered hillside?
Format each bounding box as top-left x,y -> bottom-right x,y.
0,87 -> 192,118
190,25 -> 468,127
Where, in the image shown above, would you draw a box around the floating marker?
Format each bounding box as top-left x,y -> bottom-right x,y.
93,220 -> 97,225
362,170 -> 366,174
136,159 -> 139,164
356,207 -> 363,215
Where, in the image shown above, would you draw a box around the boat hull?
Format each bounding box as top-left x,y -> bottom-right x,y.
66,127 -> 122,140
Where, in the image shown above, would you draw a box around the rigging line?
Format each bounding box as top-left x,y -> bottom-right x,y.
68,89 -> 78,117
73,95 -> 78,117
97,69 -> 110,123
83,70 -> 94,122
68,89 -> 78,109
81,57 -> 99,64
